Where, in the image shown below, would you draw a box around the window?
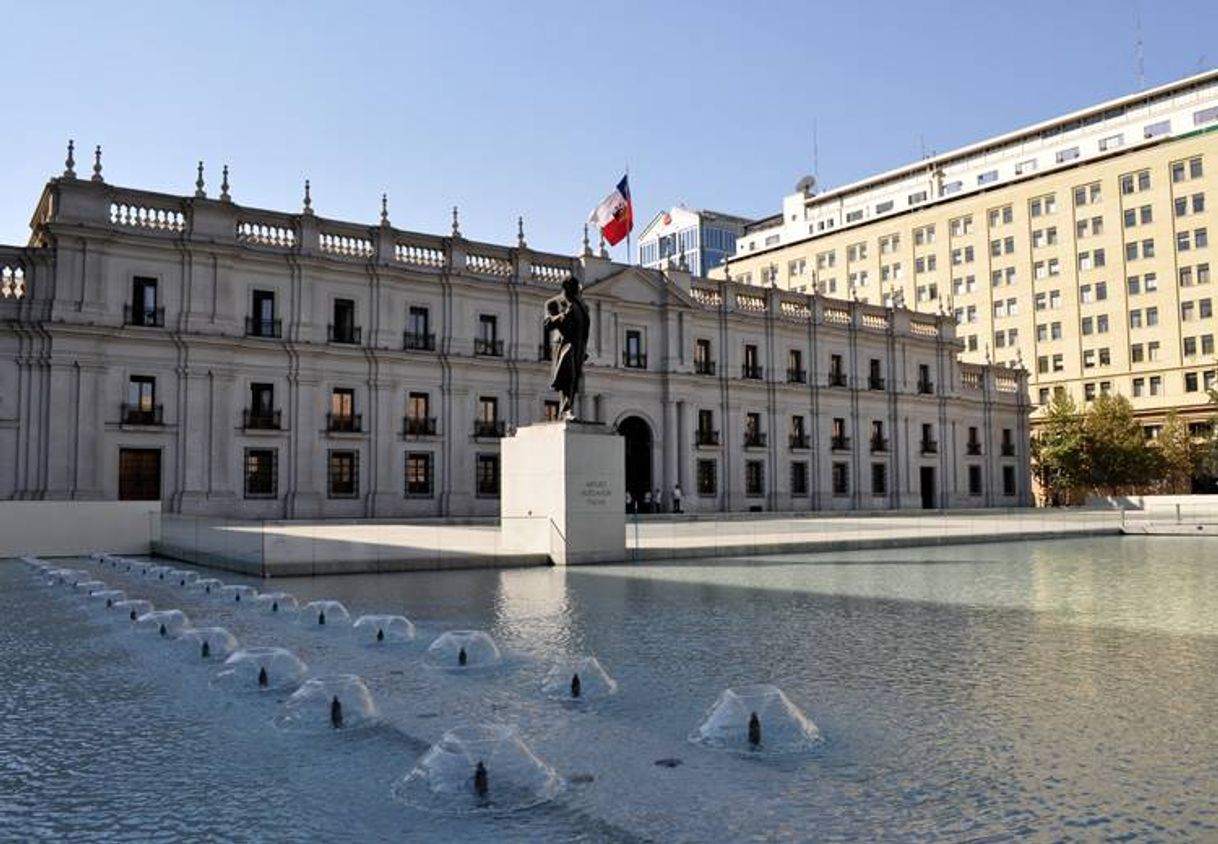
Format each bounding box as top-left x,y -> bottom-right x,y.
908,190 -> 927,205
694,338 -> 713,374
914,225 -> 936,245
832,463 -> 849,496
1197,228 -> 1209,249
1055,147 -> 1079,163
871,463 -> 887,496
329,388 -> 356,432
406,306 -> 432,350
1131,343 -> 1144,362
405,452 -> 433,497
697,459 -> 717,496
978,169 -> 999,185
1002,466 -> 1016,497
968,465 -> 983,496
1144,119 -> 1170,138
247,382 -> 276,429
129,276 -> 161,327
624,329 -> 645,368
1132,378 -> 1145,397
544,400 -> 560,421
1053,354 -> 1064,372
327,450 -> 359,498
1185,336 -> 1198,357
790,462 -> 809,496
244,448 -> 277,498
476,314 -> 501,356
1015,158 -> 1037,175
1186,372 -> 1199,392
250,289 -> 279,337
476,453 -> 500,497
1150,376 -> 1163,396
1098,134 -> 1123,152
1195,107 -> 1218,126
330,298 -> 357,343
745,461 -> 764,497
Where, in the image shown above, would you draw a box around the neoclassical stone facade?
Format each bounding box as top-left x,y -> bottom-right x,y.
0,167 -> 1031,518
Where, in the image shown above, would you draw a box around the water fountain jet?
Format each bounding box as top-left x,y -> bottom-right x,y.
425,631 -> 500,671
691,684 -> 819,754
542,657 -> 616,701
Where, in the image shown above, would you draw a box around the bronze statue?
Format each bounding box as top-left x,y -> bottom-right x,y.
544,276 -> 590,419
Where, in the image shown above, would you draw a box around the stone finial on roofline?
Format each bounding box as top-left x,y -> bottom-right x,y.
91,145 -> 104,183
63,139 -> 76,179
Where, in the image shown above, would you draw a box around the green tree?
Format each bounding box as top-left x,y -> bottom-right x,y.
1031,391 -> 1086,505
1082,393 -> 1161,495
1155,412 -> 1195,493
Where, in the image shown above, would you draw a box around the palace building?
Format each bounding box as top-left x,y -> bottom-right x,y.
721,69 -> 1218,436
0,160 -> 1029,518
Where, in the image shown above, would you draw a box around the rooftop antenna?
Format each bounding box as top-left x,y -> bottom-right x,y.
1135,9 -> 1145,89
812,118 -> 819,184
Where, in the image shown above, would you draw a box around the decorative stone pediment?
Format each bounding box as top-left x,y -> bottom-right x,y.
583,266 -> 697,309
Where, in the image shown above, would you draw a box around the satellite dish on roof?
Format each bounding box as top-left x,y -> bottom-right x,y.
794,175 -> 817,197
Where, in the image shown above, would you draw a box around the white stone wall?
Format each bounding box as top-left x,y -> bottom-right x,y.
0,177 -> 1031,517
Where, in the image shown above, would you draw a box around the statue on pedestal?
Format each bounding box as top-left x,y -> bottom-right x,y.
544,276 -> 590,420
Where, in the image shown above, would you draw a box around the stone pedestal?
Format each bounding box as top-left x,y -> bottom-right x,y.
500,420 -> 624,565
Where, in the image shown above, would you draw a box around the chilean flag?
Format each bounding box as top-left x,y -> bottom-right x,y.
588,175 -> 633,246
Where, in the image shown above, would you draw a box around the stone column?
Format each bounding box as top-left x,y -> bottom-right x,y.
662,399 -> 677,511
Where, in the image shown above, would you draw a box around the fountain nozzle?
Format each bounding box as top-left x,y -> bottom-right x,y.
571,672 -> 582,698
159,623 -> 167,637
271,600 -> 278,612
376,628 -> 384,642
458,647 -> 468,667
748,712 -> 761,748
129,609 -> 137,621
201,640 -> 210,659
330,695 -> 344,729
473,761 -> 488,798
318,610 -> 326,626
258,666 -> 268,688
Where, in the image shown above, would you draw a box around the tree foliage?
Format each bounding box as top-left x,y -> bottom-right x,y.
1154,412 -> 1196,494
1082,394 -> 1161,495
1031,391 -> 1086,504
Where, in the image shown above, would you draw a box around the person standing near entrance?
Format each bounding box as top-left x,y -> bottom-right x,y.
653,487 -> 663,514
642,489 -> 652,514
672,484 -> 683,514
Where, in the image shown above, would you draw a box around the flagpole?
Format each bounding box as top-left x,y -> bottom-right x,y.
625,162 -> 631,265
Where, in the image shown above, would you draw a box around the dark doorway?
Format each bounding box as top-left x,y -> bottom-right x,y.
618,416 -> 652,510
119,448 -> 161,500
920,465 -> 936,510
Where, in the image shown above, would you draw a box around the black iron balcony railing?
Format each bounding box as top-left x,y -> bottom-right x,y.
742,363 -> 764,380
870,436 -> 889,453
966,442 -> 982,455
921,439 -> 939,454
245,316 -> 282,338
538,344 -> 553,361
623,352 -> 648,369
694,359 -> 716,376
828,371 -> 847,387
121,403 -> 163,425
831,435 -> 851,451
328,324 -> 362,344
243,409 -> 281,430
474,420 -> 506,438
917,380 -> 935,395
474,338 -> 504,357
403,416 -> 437,436
695,429 -> 720,447
787,368 -> 807,384
868,375 -> 886,391
743,432 -> 767,448
789,433 -> 810,450
1001,443 -> 1016,457
124,304 -> 165,327
326,412 -> 362,433
403,331 -> 436,351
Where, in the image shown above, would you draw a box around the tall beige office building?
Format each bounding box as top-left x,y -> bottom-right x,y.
720,70 -> 1218,433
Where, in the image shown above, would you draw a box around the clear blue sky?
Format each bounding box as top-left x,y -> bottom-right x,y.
2,0 -> 1216,257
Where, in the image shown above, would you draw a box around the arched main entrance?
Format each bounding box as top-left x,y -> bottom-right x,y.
617,416 -> 653,510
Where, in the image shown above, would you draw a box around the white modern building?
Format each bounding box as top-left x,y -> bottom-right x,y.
637,206 -> 749,277
0,160 -> 1032,518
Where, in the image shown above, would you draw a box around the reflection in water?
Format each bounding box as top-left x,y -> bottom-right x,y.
3,537 -> 1217,842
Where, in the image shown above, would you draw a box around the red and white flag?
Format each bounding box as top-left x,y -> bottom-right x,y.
587,175 -> 633,246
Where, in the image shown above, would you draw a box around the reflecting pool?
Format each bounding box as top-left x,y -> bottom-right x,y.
3,536 -> 1217,841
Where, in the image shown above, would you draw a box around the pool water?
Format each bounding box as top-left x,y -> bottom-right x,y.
2,536 -> 1217,842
